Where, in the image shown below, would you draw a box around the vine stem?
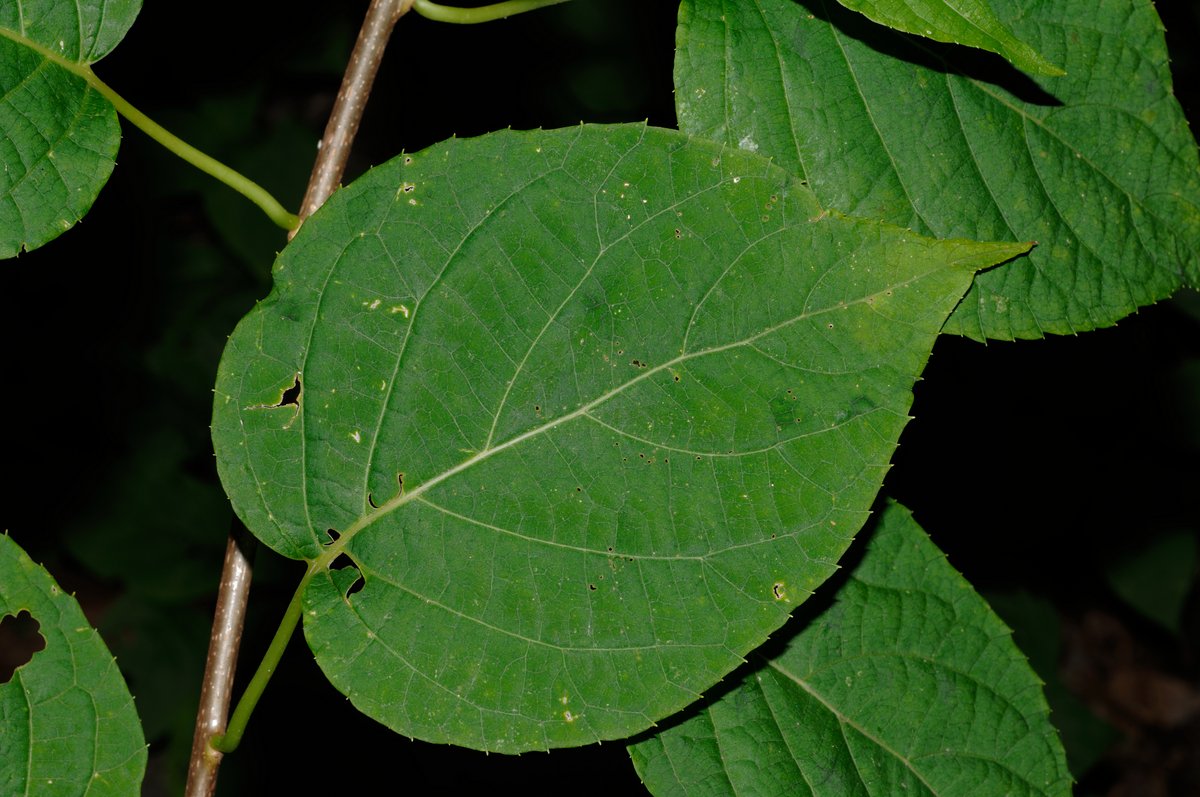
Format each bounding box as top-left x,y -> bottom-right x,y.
298,0 -> 416,221
184,1 -> 410,794
187,0 -> 575,791
183,527 -> 255,796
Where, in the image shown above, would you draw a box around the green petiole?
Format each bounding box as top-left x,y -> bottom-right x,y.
412,0 -> 575,25
85,73 -> 301,231
0,28 -> 299,231
209,565 -> 315,753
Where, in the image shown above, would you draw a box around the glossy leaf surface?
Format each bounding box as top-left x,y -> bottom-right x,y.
629,501 -> 1072,796
0,0 -> 141,257
676,0 -> 1200,339
835,0 -> 1063,75
213,124 -> 1025,751
0,534 -> 146,795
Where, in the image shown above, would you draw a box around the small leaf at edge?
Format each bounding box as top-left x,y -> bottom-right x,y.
629,500 -> 1073,797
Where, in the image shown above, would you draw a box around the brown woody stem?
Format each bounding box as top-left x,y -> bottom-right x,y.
183,2 -> 410,794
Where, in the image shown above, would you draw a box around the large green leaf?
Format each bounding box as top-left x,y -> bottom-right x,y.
833,0 -> 1063,75
0,0 -> 141,258
0,534 -> 146,796
629,501 -> 1072,797
212,123 -> 1026,752
676,0 -> 1200,340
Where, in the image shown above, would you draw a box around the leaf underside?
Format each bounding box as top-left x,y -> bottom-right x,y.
0,0 -> 141,258
0,534 -> 147,796
676,0 -> 1200,340
629,501 -> 1073,797
212,123 -> 1025,752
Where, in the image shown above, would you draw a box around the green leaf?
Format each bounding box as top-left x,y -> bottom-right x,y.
0,0 -> 141,258
676,0 -> 1200,340
629,501 -> 1073,797
0,534 -> 146,796
834,0 -> 1064,75
985,590 -> 1117,776
212,123 -> 1026,752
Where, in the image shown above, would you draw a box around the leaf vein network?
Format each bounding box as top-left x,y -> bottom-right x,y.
750,0 -> 811,183
360,165 -> 555,509
827,3 -> 937,235
484,152 -> 740,450
294,239 -> 356,550
357,555 -> 727,654
413,495 -> 705,561
770,655 -> 1043,792
332,581 -> 496,711
326,191 -> 947,569
583,409 -> 812,457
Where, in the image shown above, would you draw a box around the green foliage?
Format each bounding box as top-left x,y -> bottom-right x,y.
0,0 -> 140,257
212,123 -> 1023,751
0,535 -> 147,796
1,0 -> 1197,792
984,591 -> 1119,777
675,0 -> 1200,339
630,502 -> 1072,796
833,0 -> 1064,75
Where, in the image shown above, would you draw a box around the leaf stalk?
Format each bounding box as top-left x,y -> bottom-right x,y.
0,27 -> 301,230
83,73 -> 301,230
210,567 -> 313,753
412,0 -> 574,24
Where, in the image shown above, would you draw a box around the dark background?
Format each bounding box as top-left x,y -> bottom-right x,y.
2,1 -> 1198,794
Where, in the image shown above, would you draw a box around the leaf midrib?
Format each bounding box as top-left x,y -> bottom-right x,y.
0,25 -> 88,72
